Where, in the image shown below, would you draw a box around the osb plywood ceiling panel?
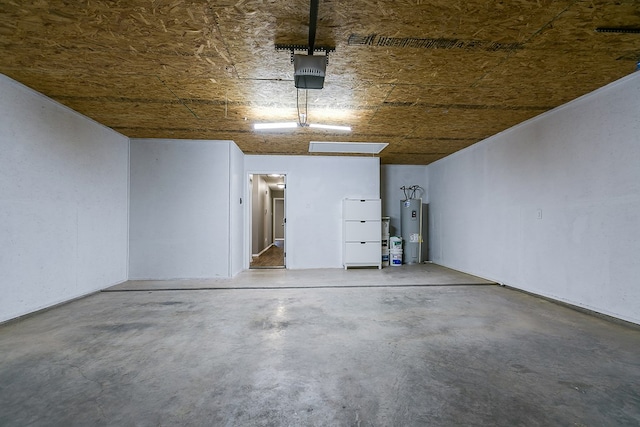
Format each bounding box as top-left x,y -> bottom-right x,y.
1,0 -> 638,164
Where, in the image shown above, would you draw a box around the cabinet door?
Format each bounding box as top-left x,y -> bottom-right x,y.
344,221 -> 381,242
344,242 -> 381,264
343,199 -> 381,220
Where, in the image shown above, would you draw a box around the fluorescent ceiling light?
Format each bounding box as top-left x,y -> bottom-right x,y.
308,123 -> 351,131
254,122 -> 298,130
309,141 -> 389,154
253,122 -> 351,131
277,184 -> 285,189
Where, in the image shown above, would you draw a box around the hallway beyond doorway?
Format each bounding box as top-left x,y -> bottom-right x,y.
250,240 -> 285,269
249,173 -> 286,269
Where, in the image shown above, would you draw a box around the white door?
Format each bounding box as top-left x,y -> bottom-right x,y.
273,198 -> 285,240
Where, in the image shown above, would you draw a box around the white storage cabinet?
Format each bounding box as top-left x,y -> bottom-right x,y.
343,198 -> 381,269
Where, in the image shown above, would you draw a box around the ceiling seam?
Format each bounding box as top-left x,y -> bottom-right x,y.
366,83 -> 396,126
48,94 -> 554,111
156,76 -> 199,119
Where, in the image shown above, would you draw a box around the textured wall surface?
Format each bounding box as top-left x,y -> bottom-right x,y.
129,139 -> 234,279
428,73 -> 640,324
0,75 -> 129,322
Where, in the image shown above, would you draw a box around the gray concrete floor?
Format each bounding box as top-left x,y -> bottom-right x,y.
108,263 -> 494,291
1,265 -> 639,426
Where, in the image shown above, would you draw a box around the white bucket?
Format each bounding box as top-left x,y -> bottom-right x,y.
390,248 -> 403,266
390,236 -> 402,249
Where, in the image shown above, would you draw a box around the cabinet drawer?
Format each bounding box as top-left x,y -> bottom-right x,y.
344,242 -> 381,264
344,221 -> 381,242
343,199 -> 381,220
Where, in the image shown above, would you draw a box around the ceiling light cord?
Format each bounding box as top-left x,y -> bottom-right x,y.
297,89 -> 308,127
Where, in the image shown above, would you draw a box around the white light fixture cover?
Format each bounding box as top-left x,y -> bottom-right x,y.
254,122 -> 298,130
309,141 -> 389,154
308,123 -> 351,131
254,122 -> 351,131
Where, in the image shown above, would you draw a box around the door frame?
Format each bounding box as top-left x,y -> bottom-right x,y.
245,172 -> 287,270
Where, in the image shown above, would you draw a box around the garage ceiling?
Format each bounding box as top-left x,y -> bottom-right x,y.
1,1 -> 639,164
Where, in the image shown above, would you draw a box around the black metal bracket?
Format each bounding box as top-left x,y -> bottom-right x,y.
275,44 -> 335,64
275,0 -> 335,64
595,27 -> 640,34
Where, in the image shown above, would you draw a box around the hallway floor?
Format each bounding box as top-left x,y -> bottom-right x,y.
250,240 -> 285,269
1,265 -> 639,426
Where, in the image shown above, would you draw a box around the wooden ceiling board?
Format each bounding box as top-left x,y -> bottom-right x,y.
0,45 -> 234,80
295,82 -> 392,109
381,152 -> 449,165
363,111 -> 425,138
328,0 -> 575,41
0,71 -> 175,101
384,138 -> 477,155
156,77 -> 245,102
1,1 -> 226,50
248,133 -> 314,155
408,107 -> 542,140
328,47 -> 508,86
116,126 -> 244,141
384,84 -> 557,109
525,0 -> 640,51
1,0 -> 639,165
480,48 -> 635,90
55,98 -> 197,128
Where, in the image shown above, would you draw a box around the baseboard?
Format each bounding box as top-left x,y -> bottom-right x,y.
252,243 -> 274,258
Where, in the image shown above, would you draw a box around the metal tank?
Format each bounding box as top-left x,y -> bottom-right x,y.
400,198 -> 423,264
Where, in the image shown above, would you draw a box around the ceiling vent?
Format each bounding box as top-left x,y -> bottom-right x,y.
294,54 -> 326,89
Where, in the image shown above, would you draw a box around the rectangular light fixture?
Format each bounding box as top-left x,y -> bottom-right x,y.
309,141 -> 389,154
254,122 -> 298,130
308,123 -> 351,131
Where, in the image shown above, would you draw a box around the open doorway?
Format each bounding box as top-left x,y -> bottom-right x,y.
249,173 -> 286,269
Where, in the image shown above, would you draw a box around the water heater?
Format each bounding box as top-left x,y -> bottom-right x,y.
400,198 -> 423,264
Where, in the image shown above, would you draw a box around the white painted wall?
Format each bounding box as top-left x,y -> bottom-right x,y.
381,165 -> 428,236
0,75 -> 129,322
428,73 -> 640,324
129,139 -> 237,279
245,155 -> 380,269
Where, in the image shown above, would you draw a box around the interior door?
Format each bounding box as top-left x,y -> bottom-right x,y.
273,198 -> 285,241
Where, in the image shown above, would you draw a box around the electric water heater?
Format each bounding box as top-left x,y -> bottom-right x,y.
400,198 -> 423,264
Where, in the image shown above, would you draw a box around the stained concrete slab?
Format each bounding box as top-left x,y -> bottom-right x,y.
1,271 -> 639,426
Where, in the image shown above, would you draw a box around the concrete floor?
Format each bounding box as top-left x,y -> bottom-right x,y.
1,265 -> 639,426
